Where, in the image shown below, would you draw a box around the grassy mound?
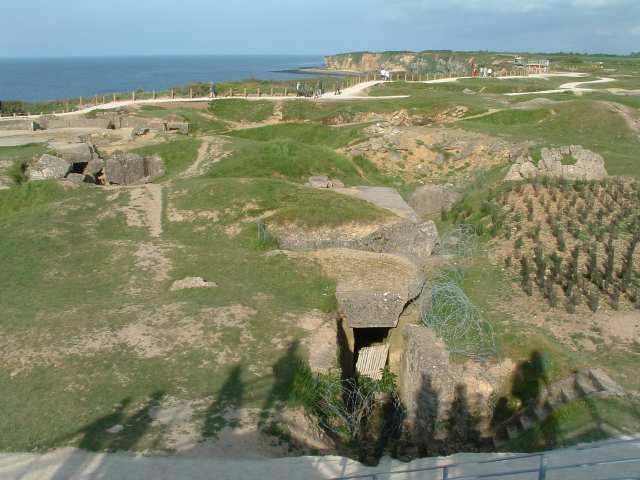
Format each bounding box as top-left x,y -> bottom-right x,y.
208,99 -> 274,123
460,100 -> 640,177
130,137 -> 201,180
170,177 -> 390,228
228,123 -> 363,149
209,138 -> 364,185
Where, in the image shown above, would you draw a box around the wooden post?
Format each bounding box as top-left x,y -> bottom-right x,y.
244,88 -> 247,98
171,89 -> 175,99
257,88 -> 261,97
152,91 -> 156,100
270,87 -> 273,96
132,91 -> 136,101
189,88 -> 193,99
113,93 -> 116,102
102,96 -> 106,104
79,96 -> 83,107
284,87 -> 288,97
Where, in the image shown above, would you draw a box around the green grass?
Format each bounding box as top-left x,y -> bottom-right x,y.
507,397 -> 640,452
460,100 -> 640,177
0,181 -> 72,217
171,177 -> 390,228
209,138 -> 365,185
130,137 -> 201,180
208,99 -> 274,123
228,123 -> 364,149
134,106 -> 229,133
465,109 -> 550,126
0,175 -> 341,451
0,143 -> 48,163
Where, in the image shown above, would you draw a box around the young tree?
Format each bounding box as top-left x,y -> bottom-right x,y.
521,256 -> 532,295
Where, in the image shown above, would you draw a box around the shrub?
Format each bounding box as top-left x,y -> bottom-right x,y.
8,160 -> 28,185
587,289 -> 600,313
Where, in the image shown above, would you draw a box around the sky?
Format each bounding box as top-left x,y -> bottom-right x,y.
0,0 -> 638,58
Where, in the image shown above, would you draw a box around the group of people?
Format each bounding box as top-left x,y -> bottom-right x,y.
296,81 -> 333,98
472,66 -> 494,78
380,69 -> 391,81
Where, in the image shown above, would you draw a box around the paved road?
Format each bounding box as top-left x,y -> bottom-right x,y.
1,436 -> 639,479
0,82 -> 408,122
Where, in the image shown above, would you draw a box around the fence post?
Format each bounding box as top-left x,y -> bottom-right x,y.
79,96 -> 83,107
189,88 -> 193,99
270,87 -> 273,96
132,91 -> 136,101
257,87 -> 261,97
113,93 -> 116,102
538,455 -> 547,480
442,465 -> 449,480
152,91 -> 156,100
171,89 -> 175,99
244,88 -> 247,98
284,87 -> 288,96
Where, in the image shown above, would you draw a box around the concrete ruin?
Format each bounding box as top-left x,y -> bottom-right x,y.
26,141 -> 165,185
2,111 -> 189,136
505,145 -> 608,181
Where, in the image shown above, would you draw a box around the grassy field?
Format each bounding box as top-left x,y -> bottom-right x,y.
0,177 -> 344,451
459,100 -> 640,177
208,99 -> 274,123
130,137 -> 201,180
210,137 -> 371,185
228,123 -> 364,149
134,105 -> 230,134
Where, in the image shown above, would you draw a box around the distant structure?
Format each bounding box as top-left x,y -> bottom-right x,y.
514,56 -> 550,73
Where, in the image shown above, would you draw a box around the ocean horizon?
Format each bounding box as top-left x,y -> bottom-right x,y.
0,54 -> 325,103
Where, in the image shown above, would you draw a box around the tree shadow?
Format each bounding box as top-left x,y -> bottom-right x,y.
259,339 -> 301,427
202,364 -> 245,438
491,350 -> 559,450
51,391 -> 165,480
414,373 -> 440,457
511,351 -> 549,409
443,384 -> 484,453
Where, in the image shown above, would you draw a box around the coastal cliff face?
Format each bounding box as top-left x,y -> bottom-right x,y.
324,51 -> 514,74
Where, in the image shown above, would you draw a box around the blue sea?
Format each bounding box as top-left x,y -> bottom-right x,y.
0,55 -> 325,102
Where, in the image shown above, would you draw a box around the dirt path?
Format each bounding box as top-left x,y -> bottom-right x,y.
112,184 -> 163,237
180,137 -> 228,178
505,77 -> 616,96
603,101 -> 640,140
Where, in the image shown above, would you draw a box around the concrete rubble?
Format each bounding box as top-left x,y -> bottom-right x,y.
505,145 -> 608,181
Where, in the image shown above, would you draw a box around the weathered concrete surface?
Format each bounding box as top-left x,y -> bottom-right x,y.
401,324 -> 456,437
409,184 -> 460,217
505,145 -> 608,181
0,118 -> 34,131
104,154 -> 165,185
274,220 -> 439,268
26,154 -> 69,180
2,436 -> 640,479
293,248 -> 426,328
334,186 -> 419,222
49,142 -> 97,164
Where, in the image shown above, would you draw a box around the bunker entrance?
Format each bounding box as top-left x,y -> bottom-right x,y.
353,327 -> 391,381
70,162 -> 88,174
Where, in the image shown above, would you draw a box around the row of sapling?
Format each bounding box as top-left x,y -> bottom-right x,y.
494,178 -> 640,313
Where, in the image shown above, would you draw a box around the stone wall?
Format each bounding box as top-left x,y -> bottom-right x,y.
0,118 -> 35,131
